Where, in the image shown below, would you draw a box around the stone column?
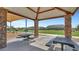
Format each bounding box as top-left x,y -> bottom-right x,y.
64,14 -> 72,39
0,8 -> 7,48
34,19 -> 38,37
34,8 -> 40,38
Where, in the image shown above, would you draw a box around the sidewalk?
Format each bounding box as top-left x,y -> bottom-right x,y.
39,33 -> 79,39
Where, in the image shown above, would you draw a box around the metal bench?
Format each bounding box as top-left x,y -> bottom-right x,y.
17,33 -> 34,41
72,42 -> 79,51
46,37 -> 79,51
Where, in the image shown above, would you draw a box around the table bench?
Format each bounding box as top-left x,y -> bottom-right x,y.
17,33 -> 33,41
53,37 -> 75,51
46,37 -> 79,51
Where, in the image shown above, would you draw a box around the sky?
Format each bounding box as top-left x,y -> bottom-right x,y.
7,10 -> 79,28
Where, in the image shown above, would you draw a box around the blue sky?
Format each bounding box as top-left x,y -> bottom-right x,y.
7,10 -> 79,28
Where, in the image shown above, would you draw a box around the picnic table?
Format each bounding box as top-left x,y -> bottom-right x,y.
52,37 -> 75,51
46,37 -> 79,51
17,33 -> 33,40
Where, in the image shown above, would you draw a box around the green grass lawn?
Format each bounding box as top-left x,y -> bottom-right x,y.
39,30 -> 79,37
27,30 -> 79,37
39,30 -> 64,35
72,31 -> 79,37
8,29 -> 79,37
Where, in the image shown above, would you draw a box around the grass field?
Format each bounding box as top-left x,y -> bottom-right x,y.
38,30 -> 79,37
28,30 -> 79,37
8,29 -> 79,37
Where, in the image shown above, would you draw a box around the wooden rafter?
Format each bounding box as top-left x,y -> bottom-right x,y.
38,7 -> 55,14
27,7 -> 37,13
7,9 -> 35,20
72,7 -> 79,15
38,15 -> 64,21
35,7 -> 40,19
38,7 -> 78,21
55,7 -> 72,14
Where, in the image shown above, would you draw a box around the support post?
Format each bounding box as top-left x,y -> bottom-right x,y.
34,7 -> 40,38
34,18 -> 38,37
25,19 -> 28,32
64,14 -> 72,39
10,21 -> 12,32
10,21 -> 12,28
0,8 -> 7,48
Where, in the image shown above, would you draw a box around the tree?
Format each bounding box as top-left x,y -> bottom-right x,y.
39,27 -> 46,30
46,25 -> 64,30
28,26 -> 46,30
77,25 -> 79,31
28,26 -> 34,30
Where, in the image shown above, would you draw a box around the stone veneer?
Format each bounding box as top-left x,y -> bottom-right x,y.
64,14 -> 72,39
0,8 -> 7,48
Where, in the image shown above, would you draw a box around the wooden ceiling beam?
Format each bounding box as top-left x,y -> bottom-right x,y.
7,9 -> 35,20
27,7 -> 37,13
55,7 -> 72,14
35,7 -> 40,19
38,7 -> 55,14
72,7 -> 79,15
38,15 -> 64,21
